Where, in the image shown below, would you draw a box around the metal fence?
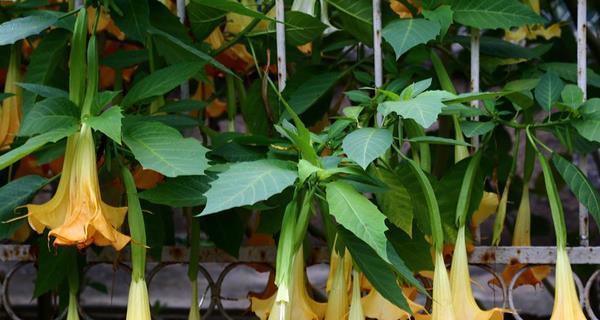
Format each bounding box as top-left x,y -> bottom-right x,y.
0,0 -> 597,319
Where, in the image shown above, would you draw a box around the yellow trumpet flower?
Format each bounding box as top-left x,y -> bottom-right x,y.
348,270 -> 363,320
325,249 -> 351,320
26,126 -> 129,250
0,46 -> 22,150
504,0 -> 561,42
550,248 -> 586,320
362,284 -> 430,320
126,278 -> 152,320
432,251 -> 455,320
250,247 -> 325,320
470,192 -> 499,229
450,227 -> 504,320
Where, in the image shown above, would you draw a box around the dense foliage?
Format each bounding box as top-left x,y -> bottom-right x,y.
0,0 -> 599,319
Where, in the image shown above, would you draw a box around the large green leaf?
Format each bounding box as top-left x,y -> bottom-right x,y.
552,153 -> 600,230
19,97 -> 79,136
187,1 -> 225,40
283,11 -> 326,46
422,5 -> 453,38
21,29 -> 70,112
371,167 -> 414,236
560,84 -> 584,109
0,125 -> 77,170
86,106 -> 123,144
34,245 -> 77,297
0,175 -> 48,240
338,227 -> 411,312
0,13 -> 58,45
573,119 -> 600,143
139,176 -> 210,207
122,63 -> 204,107
122,121 -> 209,177
535,72 -> 564,111
112,0 -> 151,42
450,0 -> 544,29
461,121 -> 496,137
382,19 -> 440,59
17,83 -> 68,99
342,128 -> 393,169
190,0 -> 274,20
327,0 -> 373,45
378,94 -> 445,128
286,72 -> 343,116
326,180 -> 423,292
199,159 -> 298,216
540,63 -> 600,88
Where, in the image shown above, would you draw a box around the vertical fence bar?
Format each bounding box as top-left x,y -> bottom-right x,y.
177,0 -> 190,100
373,0 -> 383,125
276,0 -> 287,91
470,28 -> 481,243
577,0 -> 589,246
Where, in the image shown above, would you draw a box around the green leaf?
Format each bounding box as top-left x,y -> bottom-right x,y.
503,78 -> 540,92
159,99 -> 207,113
560,84 -> 584,109
0,125 -> 77,170
442,91 -> 506,104
383,19 -> 440,59
535,72 -> 564,111
93,91 -> 121,115
580,98 -> 600,119
371,167 -> 414,236
199,159 -> 298,216
21,29 -> 70,113
122,63 -> 204,107
379,95 -> 445,128
327,0 -> 373,45
190,0 -> 274,20
112,0 -> 151,42
540,63 -> 600,88
342,128 -> 393,169
139,176 -> 210,207
19,97 -> 79,136
573,119 -> 600,143
285,72 -> 343,116
423,5 -> 453,39
450,0 -> 544,29
187,1 -> 225,40
17,83 -> 68,99
282,11 -> 326,46
552,153 -> 600,231
407,136 -> 472,146
122,121 -> 209,177
101,49 -> 148,69
34,246 -> 76,297
0,175 -> 48,240
461,121 -> 495,137
0,13 -> 58,45
338,226 -> 411,312
86,107 -> 123,144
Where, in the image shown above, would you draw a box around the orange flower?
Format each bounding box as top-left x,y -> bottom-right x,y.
26,126 -> 129,250
0,47 -> 23,150
133,166 -> 164,190
390,0 -> 421,19
205,28 -> 254,74
191,78 -> 227,118
87,7 -> 125,40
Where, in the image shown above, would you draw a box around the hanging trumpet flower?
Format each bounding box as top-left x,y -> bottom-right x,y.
348,270 -> 363,320
250,246 -> 326,320
504,0 -> 561,42
361,279 -> 429,320
0,45 -> 22,150
324,248 -> 351,320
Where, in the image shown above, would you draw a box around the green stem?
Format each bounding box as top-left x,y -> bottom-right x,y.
121,167 -> 147,281
69,8 -> 88,107
226,74 -> 237,132
188,214 -> 201,281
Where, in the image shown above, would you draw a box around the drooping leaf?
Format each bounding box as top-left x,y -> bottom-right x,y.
19,97 -> 79,136
122,121 -> 209,177
422,5 -> 453,38
201,210 -> 244,258
17,83 -> 68,99
382,19 -> 440,59
327,0 -> 373,45
379,95 -> 445,128
0,125 -> 77,170
21,29 -> 70,112
139,176 -> 210,207
338,226 -> 411,312
540,63 -> 600,88
34,245 -> 77,297
371,167 -> 414,236
285,72 -> 344,116
86,106 -> 123,144
450,0 -> 544,29
552,153 -> 600,231
190,0 -> 274,20
122,63 -> 204,107
461,121 -> 496,137
342,128 -> 393,169
0,13 -> 58,45
0,175 -> 48,240
572,120 -> 600,144
187,1 -> 225,40
111,0 -> 151,42
199,159 -> 298,216
535,72 -> 564,111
